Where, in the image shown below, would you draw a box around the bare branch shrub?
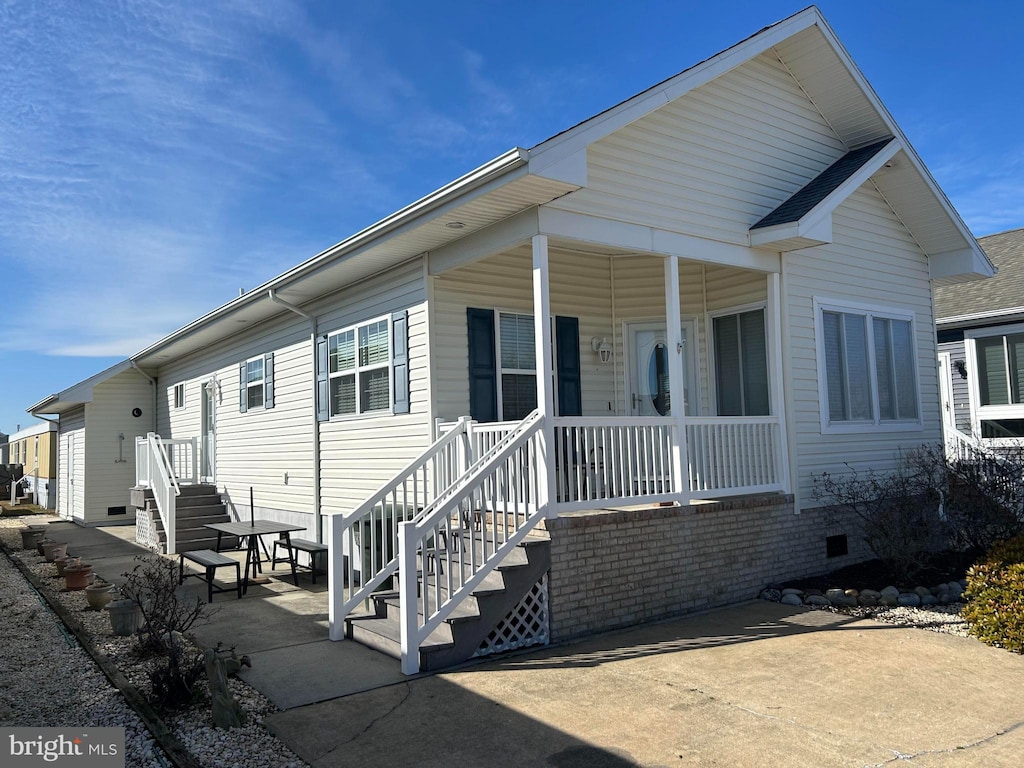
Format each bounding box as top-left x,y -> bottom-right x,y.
120,555 -> 210,710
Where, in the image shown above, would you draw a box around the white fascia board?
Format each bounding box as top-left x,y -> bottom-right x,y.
428,208 -> 541,275
132,149 -> 529,364
812,15 -> 993,273
527,7 -> 821,170
929,246 -> 997,282
27,395 -> 59,415
10,421 -> 56,440
527,147 -> 588,186
936,305 -> 1024,327
539,208 -> 780,272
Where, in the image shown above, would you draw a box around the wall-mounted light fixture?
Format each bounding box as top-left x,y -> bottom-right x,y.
591,337 -> 613,364
953,359 -> 967,380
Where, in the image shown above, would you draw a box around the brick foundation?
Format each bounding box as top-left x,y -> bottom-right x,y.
541,495 -> 871,643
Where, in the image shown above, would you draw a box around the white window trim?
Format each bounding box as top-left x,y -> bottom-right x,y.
814,296 -> 923,434
492,308 -> 569,421
707,301 -> 770,417
327,314 -> 393,420
245,356 -> 266,411
964,321 -> 1024,436
173,383 -> 185,409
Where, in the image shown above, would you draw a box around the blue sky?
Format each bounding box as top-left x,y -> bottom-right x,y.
1,0 -> 1022,437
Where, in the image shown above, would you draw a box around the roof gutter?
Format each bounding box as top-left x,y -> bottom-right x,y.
268,289 -> 323,543
132,148 -> 528,364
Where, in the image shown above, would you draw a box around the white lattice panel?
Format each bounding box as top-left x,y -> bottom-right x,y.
475,575 -> 549,658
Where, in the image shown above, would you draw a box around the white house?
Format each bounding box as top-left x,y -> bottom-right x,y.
30,7 -> 992,673
29,361 -> 154,525
935,227 -> 1024,449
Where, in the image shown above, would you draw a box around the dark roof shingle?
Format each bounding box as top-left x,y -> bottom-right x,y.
934,228 -> 1024,320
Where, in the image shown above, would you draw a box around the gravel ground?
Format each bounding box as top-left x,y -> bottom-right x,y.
804,601 -> 970,636
0,514 -> 308,768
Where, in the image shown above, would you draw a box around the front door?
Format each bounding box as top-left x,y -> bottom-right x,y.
627,321 -> 698,416
201,383 -> 216,482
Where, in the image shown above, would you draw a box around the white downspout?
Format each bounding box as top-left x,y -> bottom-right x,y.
268,289 -> 323,544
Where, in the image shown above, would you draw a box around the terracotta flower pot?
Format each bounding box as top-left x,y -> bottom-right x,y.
36,538 -> 53,556
63,563 -> 93,591
42,541 -> 68,562
85,582 -> 114,610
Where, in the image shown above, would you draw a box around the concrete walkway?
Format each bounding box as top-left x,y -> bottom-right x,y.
21,519 -> 1024,767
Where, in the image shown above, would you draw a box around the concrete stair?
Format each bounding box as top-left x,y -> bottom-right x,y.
132,484 -> 239,553
346,533 -> 550,671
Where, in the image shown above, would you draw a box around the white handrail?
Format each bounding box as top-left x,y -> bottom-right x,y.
136,433 -> 183,554
329,417 -> 474,639
399,413 -> 545,674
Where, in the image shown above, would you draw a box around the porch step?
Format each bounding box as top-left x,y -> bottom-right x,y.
134,484 -> 239,554
345,537 -> 550,672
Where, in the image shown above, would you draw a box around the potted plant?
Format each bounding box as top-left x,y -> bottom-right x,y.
106,594 -> 144,636
42,541 -> 68,562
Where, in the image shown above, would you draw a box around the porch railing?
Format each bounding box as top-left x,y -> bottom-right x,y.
135,433 -> 197,554
553,417 -> 676,510
686,416 -> 784,496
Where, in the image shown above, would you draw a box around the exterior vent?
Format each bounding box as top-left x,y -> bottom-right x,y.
107,505 -> 127,516
826,534 -> 848,558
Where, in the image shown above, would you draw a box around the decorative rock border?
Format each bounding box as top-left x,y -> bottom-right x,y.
760,580 -> 967,609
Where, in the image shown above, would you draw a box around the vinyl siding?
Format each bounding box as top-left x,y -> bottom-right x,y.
431,246 -> 764,420
155,258 -> 429,520
82,370 -> 153,524
548,50 -> 846,246
58,407 -> 85,522
317,259 -> 430,516
784,185 -> 941,506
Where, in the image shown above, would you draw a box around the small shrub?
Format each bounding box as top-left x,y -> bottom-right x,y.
963,535 -> 1024,654
120,555 -> 209,710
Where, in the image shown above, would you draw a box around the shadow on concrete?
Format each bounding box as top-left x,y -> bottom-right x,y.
266,675 -> 652,768
478,601 -> 887,673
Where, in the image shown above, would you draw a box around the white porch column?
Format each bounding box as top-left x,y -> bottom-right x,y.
767,273 -> 792,494
664,256 -> 690,504
533,235 -> 557,517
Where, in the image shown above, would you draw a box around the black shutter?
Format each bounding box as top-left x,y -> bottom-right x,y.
264,352 -> 275,409
316,334 -> 330,422
238,362 -> 247,413
392,310 -> 410,414
467,308 -> 497,422
555,316 -> 582,416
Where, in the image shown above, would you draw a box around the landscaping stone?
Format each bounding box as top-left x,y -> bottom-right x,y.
780,593 -> 803,607
914,586 -> 932,598
781,588 -> 803,597
805,595 -> 829,606
759,588 -> 781,602
880,586 -> 900,602
921,595 -> 938,606
898,593 -> 922,607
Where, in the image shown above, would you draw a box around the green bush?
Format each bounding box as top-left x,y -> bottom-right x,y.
963,535 -> 1024,654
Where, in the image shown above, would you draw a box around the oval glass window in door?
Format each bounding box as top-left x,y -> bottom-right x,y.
647,343 -> 670,415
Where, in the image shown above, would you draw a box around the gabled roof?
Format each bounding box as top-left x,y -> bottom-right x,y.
35,5 -> 991,399
28,359 -> 138,416
935,228 -> 1024,326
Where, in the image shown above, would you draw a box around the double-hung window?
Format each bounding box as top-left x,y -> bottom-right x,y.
328,318 -> 391,417
245,358 -> 265,410
173,383 -> 185,409
497,312 -> 538,421
816,299 -> 919,431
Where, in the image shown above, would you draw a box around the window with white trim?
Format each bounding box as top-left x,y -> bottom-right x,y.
817,300 -> 919,429
976,332 -> 1024,407
245,357 -> 265,410
328,317 -> 391,417
497,312 -> 538,421
173,384 -> 185,409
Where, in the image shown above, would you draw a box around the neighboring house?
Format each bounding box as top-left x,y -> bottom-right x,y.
7,422 -> 58,508
0,431 -> 9,465
935,227 -> 1024,446
29,8 -> 993,672
29,361 -> 154,525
